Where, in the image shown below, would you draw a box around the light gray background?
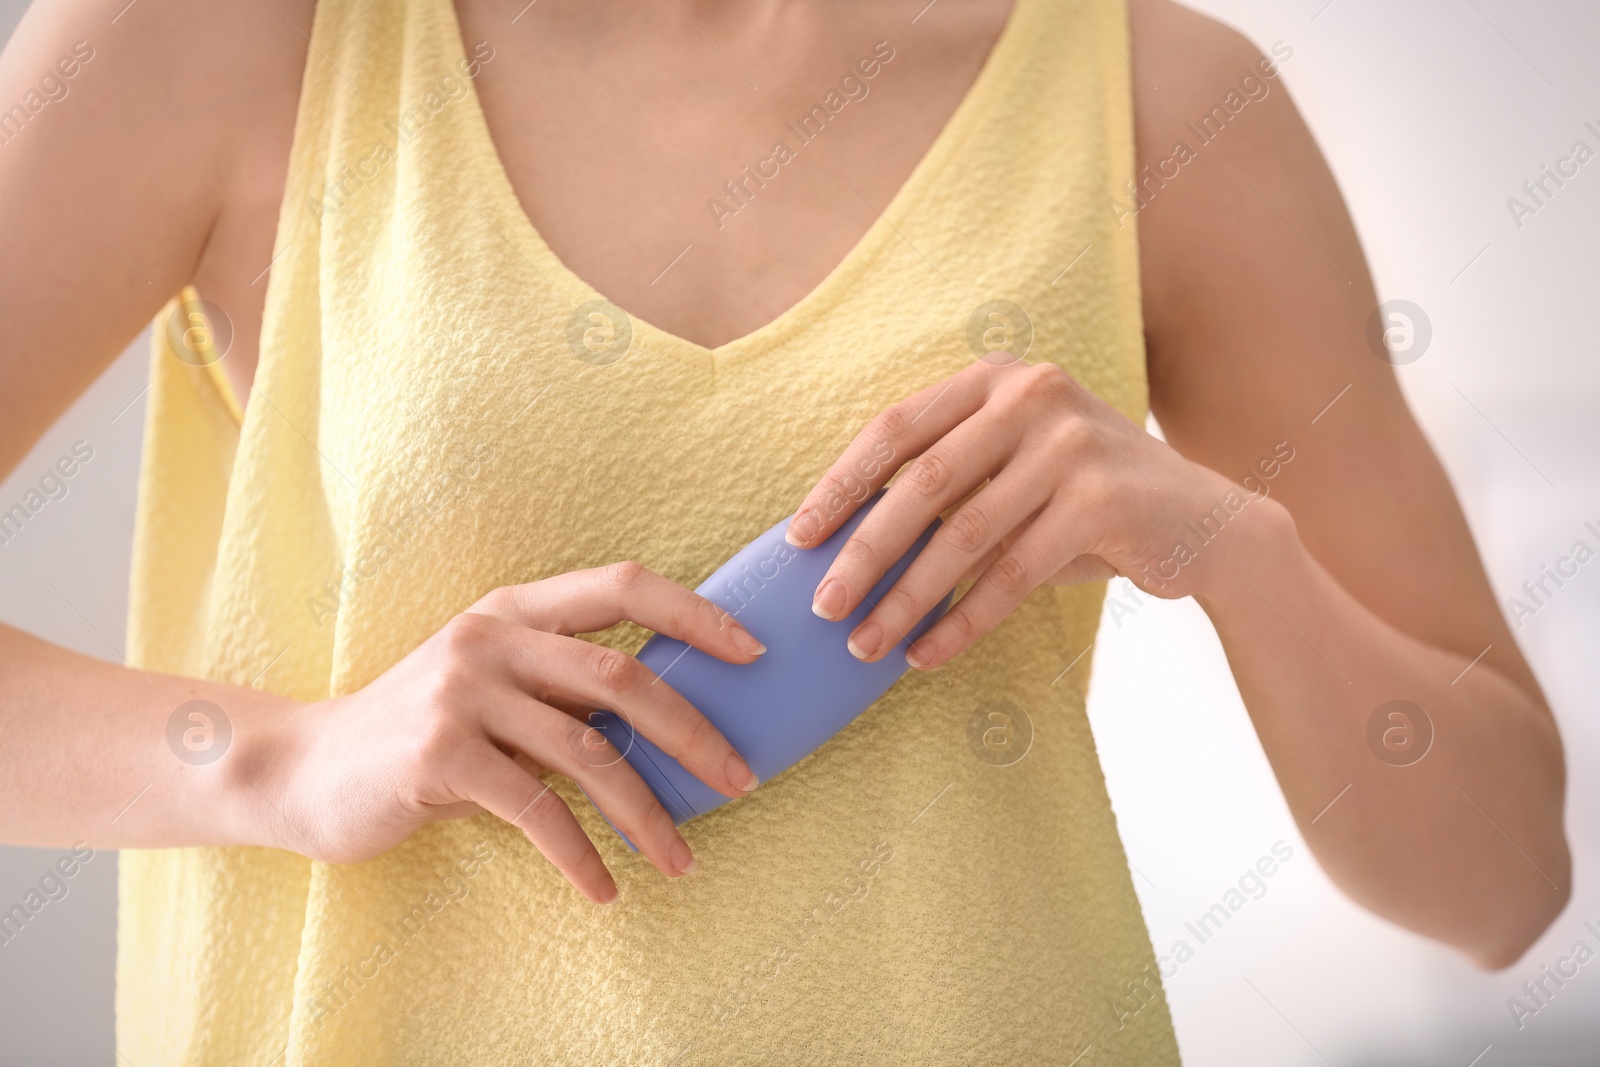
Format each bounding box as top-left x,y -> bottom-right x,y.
1,1 -> 1596,1064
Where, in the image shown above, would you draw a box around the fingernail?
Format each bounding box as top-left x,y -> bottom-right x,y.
906,643 -> 930,670
812,578 -> 847,619
785,510 -> 813,547
847,621 -> 883,660
670,837 -> 697,876
725,752 -> 759,793
730,626 -> 766,657
599,883 -> 620,905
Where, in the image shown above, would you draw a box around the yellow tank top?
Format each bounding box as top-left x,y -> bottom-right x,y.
119,0 -> 1180,1061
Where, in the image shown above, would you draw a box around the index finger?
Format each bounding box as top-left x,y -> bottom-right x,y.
786,363 -> 990,549
481,562 -> 768,663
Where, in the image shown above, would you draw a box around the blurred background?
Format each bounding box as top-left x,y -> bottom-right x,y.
1,0 -> 1595,1063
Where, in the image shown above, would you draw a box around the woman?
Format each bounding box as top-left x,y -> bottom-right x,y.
0,0 -> 1569,1062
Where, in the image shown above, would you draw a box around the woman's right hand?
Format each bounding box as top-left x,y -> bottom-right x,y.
263,562 -> 766,904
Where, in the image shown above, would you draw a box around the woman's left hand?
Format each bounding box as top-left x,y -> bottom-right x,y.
786,354 -> 1289,670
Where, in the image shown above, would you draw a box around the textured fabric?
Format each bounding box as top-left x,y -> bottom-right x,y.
118,0 -> 1181,1062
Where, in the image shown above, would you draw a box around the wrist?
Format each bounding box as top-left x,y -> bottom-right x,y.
216,690 -> 311,852
1189,493 -> 1304,613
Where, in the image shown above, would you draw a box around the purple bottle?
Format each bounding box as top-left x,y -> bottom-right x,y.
585,493 -> 951,849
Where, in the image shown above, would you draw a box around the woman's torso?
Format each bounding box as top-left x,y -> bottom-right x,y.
121,0 -> 1182,1062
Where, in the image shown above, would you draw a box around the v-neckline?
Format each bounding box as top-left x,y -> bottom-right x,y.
445,0 -> 1030,363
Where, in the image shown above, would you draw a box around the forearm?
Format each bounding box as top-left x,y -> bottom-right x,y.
0,622 -> 295,851
1195,501 -> 1569,967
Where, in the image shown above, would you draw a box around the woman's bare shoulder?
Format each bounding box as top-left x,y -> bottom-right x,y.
0,0 -> 311,475
1126,0 -> 1293,138
1,0 -> 313,210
